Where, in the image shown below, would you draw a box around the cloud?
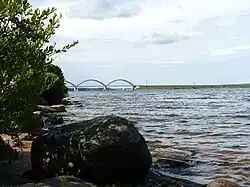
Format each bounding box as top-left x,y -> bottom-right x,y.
65,0 -> 142,20
209,44 -> 250,56
139,32 -> 191,44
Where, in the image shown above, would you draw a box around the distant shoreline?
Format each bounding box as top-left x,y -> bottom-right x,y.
137,83 -> 250,90
67,83 -> 250,91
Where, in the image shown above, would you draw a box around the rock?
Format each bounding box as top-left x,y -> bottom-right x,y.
71,101 -> 81,105
154,158 -> 193,168
16,183 -> 46,187
61,99 -> 72,105
147,140 -> 170,150
153,182 -> 182,187
37,105 -> 66,113
146,169 -> 205,187
30,115 -> 152,185
207,179 -> 241,187
19,133 -> 33,141
44,113 -> 63,125
33,111 -> 44,116
16,176 -> 97,187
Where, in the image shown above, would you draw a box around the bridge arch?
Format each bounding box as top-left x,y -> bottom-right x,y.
76,79 -> 107,90
65,80 -> 77,91
106,79 -> 136,89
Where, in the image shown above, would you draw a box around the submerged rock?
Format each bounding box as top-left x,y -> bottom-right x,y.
61,99 -> 72,106
30,115 -> 152,185
43,113 -> 63,125
207,179 -> 241,187
37,105 -> 66,113
146,169 -> 205,187
154,158 -> 193,168
16,176 -> 97,187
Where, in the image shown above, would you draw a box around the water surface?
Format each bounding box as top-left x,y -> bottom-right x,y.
64,88 -> 250,186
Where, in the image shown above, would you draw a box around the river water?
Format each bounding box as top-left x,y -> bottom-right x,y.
63,88 -> 250,186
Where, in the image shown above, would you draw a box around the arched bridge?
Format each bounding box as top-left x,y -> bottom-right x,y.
65,79 -> 138,91
77,79 -> 108,90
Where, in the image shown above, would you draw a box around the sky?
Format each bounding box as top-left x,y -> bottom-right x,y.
32,0 -> 250,85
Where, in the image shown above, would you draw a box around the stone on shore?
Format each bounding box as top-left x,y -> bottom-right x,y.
37,105 -> 66,113
207,179 -> 241,187
30,115 -> 152,185
43,113 -> 63,125
18,133 -> 34,141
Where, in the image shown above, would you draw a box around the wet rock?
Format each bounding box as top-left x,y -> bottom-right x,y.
15,183 -> 47,187
37,105 -> 66,113
154,158 -> 193,168
207,179 -> 241,187
147,140 -> 170,150
147,140 -> 163,144
153,182 -> 182,187
30,115 -> 152,185
19,133 -> 33,141
44,113 -> 63,125
16,176 -> 97,187
61,99 -> 72,105
71,100 -> 81,105
33,111 -> 44,116
146,169 -> 205,187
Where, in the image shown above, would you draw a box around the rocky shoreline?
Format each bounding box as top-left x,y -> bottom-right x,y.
0,102 -> 241,187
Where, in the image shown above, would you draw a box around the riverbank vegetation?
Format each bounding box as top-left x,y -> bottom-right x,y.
0,0 -> 78,136
0,1 -> 77,183
138,83 -> 250,90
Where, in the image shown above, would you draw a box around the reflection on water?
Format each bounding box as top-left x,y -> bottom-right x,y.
64,88 -> 250,186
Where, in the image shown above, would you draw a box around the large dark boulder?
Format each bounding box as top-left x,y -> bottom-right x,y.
30,115 -> 152,185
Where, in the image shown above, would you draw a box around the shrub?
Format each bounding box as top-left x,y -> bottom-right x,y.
0,0 -> 78,135
41,65 -> 68,105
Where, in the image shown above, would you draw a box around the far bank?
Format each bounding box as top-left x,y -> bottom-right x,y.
137,83 -> 250,90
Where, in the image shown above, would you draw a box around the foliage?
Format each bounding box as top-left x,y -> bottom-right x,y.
0,0 -> 78,135
41,64 -> 68,105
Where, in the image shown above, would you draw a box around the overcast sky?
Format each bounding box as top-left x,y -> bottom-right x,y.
32,0 -> 250,85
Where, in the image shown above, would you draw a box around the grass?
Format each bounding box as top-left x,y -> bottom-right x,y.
137,83 -> 250,90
